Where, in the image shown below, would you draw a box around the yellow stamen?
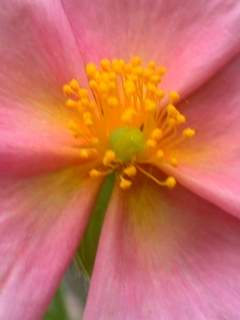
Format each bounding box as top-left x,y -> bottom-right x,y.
107,96 -> 119,107
63,84 -> 73,96
79,149 -> 90,159
66,99 -> 78,108
69,79 -> 80,90
121,108 -> 136,123
123,165 -> 137,177
63,56 -> 196,192
165,176 -> 177,189
156,149 -> 164,159
145,99 -> 157,112
170,157 -> 178,167
183,128 -> 196,138
146,139 -> 157,148
86,63 -> 97,78
169,91 -> 180,103
89,169 -> 103,178
103,150 -> 116,166
151,128 -> 162,140
137,166 -> 176,189
119,177 -> 132,190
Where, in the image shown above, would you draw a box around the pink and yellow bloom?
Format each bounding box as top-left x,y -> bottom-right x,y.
1,0 -> 240,319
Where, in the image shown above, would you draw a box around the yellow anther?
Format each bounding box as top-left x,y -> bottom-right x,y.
147,82 -> 157,93
112,59 -> 124,73
123,165 -> 137,177
84,119 -> 93,126
168,118 -> 177,126
89,169 -> 103,178
109,81 -> 117,90
93,71 -> 101,82
63,84 -> 73,96
78,88 -> 89,98
108,72 -> 117,81
148,61 -> 156,69
123,63 -> 132,74
99,81 -> 109,93
69,79 -> 80,90
157,66 -> 167,75
156,89 -> 165,99
165,176 -> 176,189
143,68 -> 153,79
68,120 -> 78,133
183,128 -> 196,138
167,104 -> 177,116
150,74 -> 161,84
169,91 -> 180,103
103,150 -> 116,166
65,99 -> 78,108
86,63 -> 97,78
81,98 -> 90,107
119,177 -> 132,190
107,96 -> 119,107
89,80 -> 98,90
170,157 -> 178,167
133,66 -> 143,76
83,112 -> 93,126
121,108 -> 136,123
100,58 -> 111,70
124,80 -> 136,95
128,74 -> 138,82
156,149 -> 164,159
176,114 -> 186,124
100,72 -> 110,82
91,137 -> 99,145
146,139 -> 157,148
79,149 -> 89,159
145,99 -> 157,112
151,128 -> 162,140
131,56 -> 142,66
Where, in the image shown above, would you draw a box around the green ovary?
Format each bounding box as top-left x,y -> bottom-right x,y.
109,127 -> 145,162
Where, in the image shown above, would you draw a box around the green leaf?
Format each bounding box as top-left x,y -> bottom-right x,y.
44,286 -> 69,320
76,173 -> 116,277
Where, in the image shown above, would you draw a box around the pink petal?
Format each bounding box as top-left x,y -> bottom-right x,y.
162,54 -> 240,218
85,177 -> 240,320
0,1 -> 88,176
0,168 -> 100,320
63,0 -> 240,95
0,98 -> 90,177
0,0 -> 83,106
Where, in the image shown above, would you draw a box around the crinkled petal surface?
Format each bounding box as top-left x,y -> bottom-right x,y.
0,168 -> 100,320
0,0 -> 85,176
63,0 -> 240,94
162,55 -> 240,218
85,177 -> 240,320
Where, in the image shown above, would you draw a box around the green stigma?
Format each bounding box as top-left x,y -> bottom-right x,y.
109,127 -> 145,162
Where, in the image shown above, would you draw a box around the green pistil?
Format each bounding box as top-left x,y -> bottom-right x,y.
109,127 -> 145,162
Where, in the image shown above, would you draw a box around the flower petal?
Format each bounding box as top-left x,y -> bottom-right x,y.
63,0 -> 240,94
162,54 -> 240,218
0,168 -> 100,320
0,0 -> 83,105
0,1 -> 88,176
85,177 -> 240,320
0,97 -> 91,177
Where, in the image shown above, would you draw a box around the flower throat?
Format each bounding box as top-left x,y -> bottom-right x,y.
63,56 -> 195,190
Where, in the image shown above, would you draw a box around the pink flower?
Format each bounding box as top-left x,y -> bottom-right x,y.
1,1 -> 240,319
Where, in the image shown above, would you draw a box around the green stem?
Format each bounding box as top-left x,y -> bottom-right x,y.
76,173 -> 116,277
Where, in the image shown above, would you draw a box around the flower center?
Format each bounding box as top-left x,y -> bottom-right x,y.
109,127 -> 145,162
63,56 -> 195,190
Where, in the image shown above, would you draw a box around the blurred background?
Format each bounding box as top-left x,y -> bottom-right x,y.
44,264 -> 89,320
